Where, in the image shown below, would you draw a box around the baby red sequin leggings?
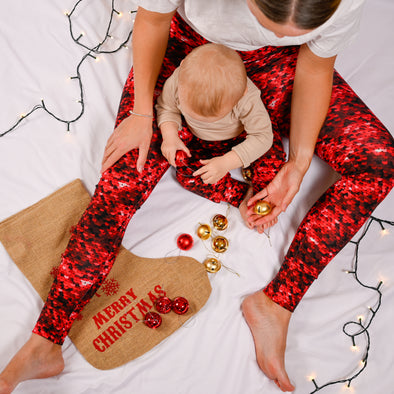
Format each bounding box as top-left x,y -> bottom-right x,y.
174,129 -> 286,207
33,13 -> 394,344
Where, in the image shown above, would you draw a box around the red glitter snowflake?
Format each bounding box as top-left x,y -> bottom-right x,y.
101,278 -> 120,296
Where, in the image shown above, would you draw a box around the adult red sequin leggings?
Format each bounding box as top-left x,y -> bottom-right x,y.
33,14 -> 394,344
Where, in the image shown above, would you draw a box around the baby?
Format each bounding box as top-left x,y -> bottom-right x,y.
156,43 -> 285,216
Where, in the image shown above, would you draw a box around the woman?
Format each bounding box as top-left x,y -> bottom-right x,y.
0,1 -> 393,393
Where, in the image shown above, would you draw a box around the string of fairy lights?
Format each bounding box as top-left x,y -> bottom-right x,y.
308,216 -> 393,393
0,0 -> 135,136
1,1 -> 393,392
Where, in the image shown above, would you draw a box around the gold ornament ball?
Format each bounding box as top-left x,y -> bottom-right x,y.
204,257 -> 221,273
253,200 -> 272,216
241,167 -> 252,182
212,236 -> 229,253
197,224 -> 212,240
212,214 -> 228,231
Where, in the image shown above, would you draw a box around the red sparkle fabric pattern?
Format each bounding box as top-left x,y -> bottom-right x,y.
174,128 -> 286,207
33,13 -> 393,344
242,47 -> 394,311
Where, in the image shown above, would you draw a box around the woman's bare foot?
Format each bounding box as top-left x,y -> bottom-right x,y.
242,291 -> 295,392
0,334 -> 64,394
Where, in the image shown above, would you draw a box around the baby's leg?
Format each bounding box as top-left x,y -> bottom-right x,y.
239,131 -> 286,227
175,136 -> 249,207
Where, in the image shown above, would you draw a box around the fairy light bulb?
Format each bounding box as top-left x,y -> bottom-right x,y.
342,383 -> 354,392
381,228 -> 389,236
76,32 -> 85,41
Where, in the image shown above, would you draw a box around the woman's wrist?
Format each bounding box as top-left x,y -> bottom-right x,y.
287,151 -> 313,176
129,110 -> 154,118
131,99 -> 154,118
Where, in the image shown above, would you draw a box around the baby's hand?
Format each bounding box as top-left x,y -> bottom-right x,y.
161,136 -> 191,167
193,156 -> 231,184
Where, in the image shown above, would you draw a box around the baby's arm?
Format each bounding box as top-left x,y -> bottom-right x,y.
156,68 -> 190,166
160,121 -> 190,167
193,151 -> 242,184
233,79 -> 274,168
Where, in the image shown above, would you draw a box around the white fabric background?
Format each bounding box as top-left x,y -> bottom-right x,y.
0,1 -> 393,393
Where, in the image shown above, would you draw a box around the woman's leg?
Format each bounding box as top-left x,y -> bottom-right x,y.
241,45 -> 394,311
0,13 -> 206,392
175,132 -> 249,207
240,45 -> 393,391
31,12 -> 205,346
263,71 -> 394,311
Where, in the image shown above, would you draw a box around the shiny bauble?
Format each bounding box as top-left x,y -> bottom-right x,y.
204,257 -> 221,273
197,224 -> 212,240
155,296 -> 172,314
211,236 -> 229,253
172,296 -> 189,315
144,312 -> 162,329
253,200 -> 272,216
241,167 -> 252,182
177,233 -> 194,250
175,150 -> 189,166
212,214 -> 228,231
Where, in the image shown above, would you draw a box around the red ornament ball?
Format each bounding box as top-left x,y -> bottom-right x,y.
144,312 -> 162,329
155,296 -> 172,314
172,296 -> 189,315
175,150 -> 189,166
177,233 -> 194,251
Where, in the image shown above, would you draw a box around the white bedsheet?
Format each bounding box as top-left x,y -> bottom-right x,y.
0,0 -> 393,393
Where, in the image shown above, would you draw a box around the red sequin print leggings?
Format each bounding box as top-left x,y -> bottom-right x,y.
174,129 -> 286,207
33,14 -> 394,344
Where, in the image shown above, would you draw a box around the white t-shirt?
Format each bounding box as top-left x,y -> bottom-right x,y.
135,0 -> 365,57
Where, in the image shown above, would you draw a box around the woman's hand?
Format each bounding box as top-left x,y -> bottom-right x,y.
246,160 -> 305,232
101,115 -> 153,173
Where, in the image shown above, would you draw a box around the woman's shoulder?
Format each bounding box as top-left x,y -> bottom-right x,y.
307,0 -> 366,58
135,0 -> 182,13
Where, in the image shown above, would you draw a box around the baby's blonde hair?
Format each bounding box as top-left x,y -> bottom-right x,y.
178,43 -> 247,117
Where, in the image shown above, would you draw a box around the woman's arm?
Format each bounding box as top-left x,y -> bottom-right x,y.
289,44 -> 336,177
247,44 -> 336,229
101,7 -> 176,173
